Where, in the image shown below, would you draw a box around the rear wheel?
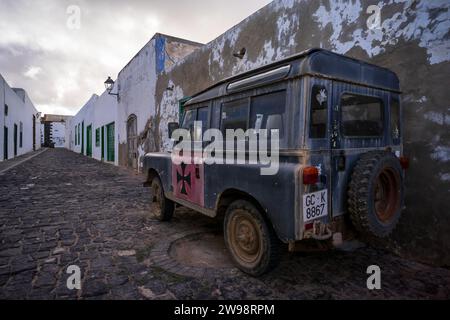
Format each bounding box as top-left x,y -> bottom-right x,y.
348,151 -> 403,238
224,200 -> 281,276
150,177 -> 174,221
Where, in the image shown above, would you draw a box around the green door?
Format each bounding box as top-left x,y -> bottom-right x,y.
81,121 -> 84,155
3,126 -> 7,160
101,126 -> 105,160
86,125 -> 92,157
106,122 -> 115,162
13,124 -> 17,157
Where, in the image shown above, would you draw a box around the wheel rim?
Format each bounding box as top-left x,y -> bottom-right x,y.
373,167 -> 401,223
228,210 -> 262,266
151,182 -> 162,217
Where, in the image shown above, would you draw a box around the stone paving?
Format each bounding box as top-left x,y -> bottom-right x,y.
0,148 -> 449,300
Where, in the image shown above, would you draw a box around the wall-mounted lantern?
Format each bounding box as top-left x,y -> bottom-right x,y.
104,76 -> 119,100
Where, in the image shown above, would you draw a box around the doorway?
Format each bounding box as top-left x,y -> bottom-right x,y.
3,126 -> 7,160
101,126 -> 105,160
81,121 -> 84,155
86,125 -> 92,157
13,123 -> 17,157
127,115 -> 138,169
106,122 -> 115,162
32,115 -> 36,151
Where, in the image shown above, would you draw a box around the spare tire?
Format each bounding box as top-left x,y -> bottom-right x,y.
348,151 -> 404,238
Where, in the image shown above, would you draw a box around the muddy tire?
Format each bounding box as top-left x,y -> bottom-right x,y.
348,151 -> 404,238
150,177 -> 174,221
224,200 -> 281,276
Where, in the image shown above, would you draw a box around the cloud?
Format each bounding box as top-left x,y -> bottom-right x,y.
24,66 -> 42,79
0,0 -> 272,115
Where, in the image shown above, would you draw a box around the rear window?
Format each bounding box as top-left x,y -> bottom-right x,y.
221,98 -> 248,132
341,94 -> 383,137
250,91 -> 286,138
310,85 -> 328,139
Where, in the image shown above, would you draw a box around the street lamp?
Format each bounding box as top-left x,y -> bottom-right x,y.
104,76 -> 119,100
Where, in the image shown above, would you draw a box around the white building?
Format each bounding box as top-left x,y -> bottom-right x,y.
67,92 -> 119,165
67,33 -> 202,169
0,74 -> 41,161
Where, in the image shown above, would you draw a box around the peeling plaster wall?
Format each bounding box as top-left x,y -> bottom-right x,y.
0,74 -> 41,160
116,34 -> 202,169
154,0 -> 450,265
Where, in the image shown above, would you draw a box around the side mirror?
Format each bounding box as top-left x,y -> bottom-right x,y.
168,122 -> 179,139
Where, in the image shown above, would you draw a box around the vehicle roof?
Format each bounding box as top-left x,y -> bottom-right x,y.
185,48 -> 400,106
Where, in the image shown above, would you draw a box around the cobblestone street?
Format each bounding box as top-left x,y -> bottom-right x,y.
0,149 -> 449,300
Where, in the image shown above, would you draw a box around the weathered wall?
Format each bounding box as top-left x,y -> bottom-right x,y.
0,74 -> 41,160
154,0 -> 450,265
116,34 -> 202,169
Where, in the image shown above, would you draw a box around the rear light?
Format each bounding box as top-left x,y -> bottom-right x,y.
303,166 -> 319,185
399,156 -> 409,169
305,222 -> 314,231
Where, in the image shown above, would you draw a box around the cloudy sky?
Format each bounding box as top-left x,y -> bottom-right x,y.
0,0 -> 272,115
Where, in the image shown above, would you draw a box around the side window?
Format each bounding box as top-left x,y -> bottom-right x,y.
250,91 -> 286,138
181,109 -> 196,136
310,85 -> 328,138
391,97 -> 400,143
341,94 -> 383,137
221,98 -> 248,132
194,107 -> 208,141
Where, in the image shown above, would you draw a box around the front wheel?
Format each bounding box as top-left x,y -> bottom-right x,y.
150,177 -> 174,221
224,200 -> 281,276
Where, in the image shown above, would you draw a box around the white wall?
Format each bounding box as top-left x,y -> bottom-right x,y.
67,92 -> 119,165
0,74 -> 41,161
116,37 -> 157,167
65,33 -> 201,168
51,122 -> 66,148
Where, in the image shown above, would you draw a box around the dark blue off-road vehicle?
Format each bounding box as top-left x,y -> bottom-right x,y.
143,49 -> 408,276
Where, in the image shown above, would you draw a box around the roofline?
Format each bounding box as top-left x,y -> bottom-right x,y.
118,33 -> 204,77
152,32 -> 204,47
185,48 -> 400,106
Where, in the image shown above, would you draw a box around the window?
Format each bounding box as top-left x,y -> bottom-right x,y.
310,85 -> 328,138
181,109 -> 196,135
221,98 -> 248,132
4,104 -> 8,116
194,107 -> 209,141
181,107 -> 209,141
391,97 -> 400,142
250,91 -> 286,138
95,128 -> 100,147
341,94 -> 383,137
19,122 -> 23,148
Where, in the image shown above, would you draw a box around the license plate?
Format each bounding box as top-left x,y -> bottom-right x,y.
303,189 -> 328,222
